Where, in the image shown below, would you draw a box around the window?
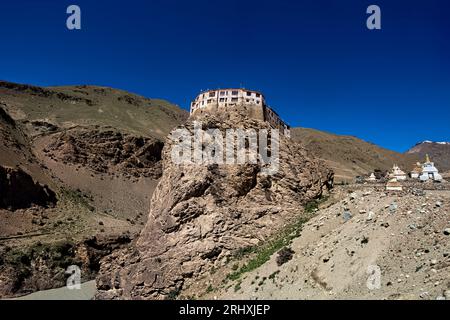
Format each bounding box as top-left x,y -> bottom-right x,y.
207,99 -> 213,103
231,97 -> 238,102
209,92 -> 215,97
246,92 -> 252,96
246,99 -> 250,102
219,98 -> 225,102
256,93 -> 261,98
220,91 -> 226,96
232,90 -> 239,95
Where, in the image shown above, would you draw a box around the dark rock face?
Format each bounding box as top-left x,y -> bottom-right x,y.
46,129 -> 164,179
95,112 -> 334,300
0,106 -> 16,127
0,166 -> 56,210
276,247 -> 295,266
0,235 -> 132,298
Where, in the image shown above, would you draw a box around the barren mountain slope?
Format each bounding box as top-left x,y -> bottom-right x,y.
0,81 -> 188,298
0,80 -> 188,223
406,141 -> 450,172
206,185 -> 450,300
291,128 -> 420,182
0,81 -> 188,139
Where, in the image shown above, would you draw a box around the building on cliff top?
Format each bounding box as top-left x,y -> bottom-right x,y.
190,88 -> 290,136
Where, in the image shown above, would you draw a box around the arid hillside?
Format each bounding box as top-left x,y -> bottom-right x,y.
406,141 -> 450,172
0,81 -> 187,139
0,81 -> 188,298
204,184 -> 450,300
291,128 -> 420,183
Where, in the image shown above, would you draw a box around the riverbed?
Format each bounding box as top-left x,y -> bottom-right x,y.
10,280 -> 96,300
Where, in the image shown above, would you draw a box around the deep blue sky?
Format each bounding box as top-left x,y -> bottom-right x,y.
0,0 -> 449,152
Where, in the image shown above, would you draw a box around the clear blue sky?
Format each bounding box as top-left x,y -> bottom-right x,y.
0,0 -> 449,152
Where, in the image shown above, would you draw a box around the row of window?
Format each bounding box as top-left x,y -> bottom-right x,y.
265,109 -> 289,128
203,90 -> 262,99
193,97 -> 262,108
219,97 -> 239,102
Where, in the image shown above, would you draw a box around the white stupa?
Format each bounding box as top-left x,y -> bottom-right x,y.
410,162 -> 422,179
386,177 -> 403,191
389,164 -> 407,181
367,173 -> 376,182
419,154 -> 443,182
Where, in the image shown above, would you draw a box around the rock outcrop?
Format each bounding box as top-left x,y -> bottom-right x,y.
0,166 -> 56,210
45,128 -> 164,179
0,235 -> 132,298
95,110 -> 333,299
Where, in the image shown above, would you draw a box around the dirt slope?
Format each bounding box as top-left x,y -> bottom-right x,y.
204,185 -> 450,300
291,128 -> 420,183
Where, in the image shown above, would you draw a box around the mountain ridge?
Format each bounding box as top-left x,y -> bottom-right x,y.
290,127 -> 421,182
1,80 -> 448,298
406,140 -> 450,172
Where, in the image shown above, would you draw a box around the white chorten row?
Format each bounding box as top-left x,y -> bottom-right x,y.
366,155 -> 444,183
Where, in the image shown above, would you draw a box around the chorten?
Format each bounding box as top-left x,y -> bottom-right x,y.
419,154 -> 443,182
389,164 -> 407,181
367,173 -> 376,182
410,162 -> 422,179
386,177 -> 403,191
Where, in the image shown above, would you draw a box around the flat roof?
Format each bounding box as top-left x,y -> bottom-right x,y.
196,88 -> 265,97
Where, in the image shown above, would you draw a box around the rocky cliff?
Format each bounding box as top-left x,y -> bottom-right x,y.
0,235 -> 132,298
95,110 -> 333,299
0,166 -> 56,210
45,128 -> 164,179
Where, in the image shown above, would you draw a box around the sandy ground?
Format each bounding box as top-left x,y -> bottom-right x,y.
8,281 -> 96,300
206,187 -> 450,300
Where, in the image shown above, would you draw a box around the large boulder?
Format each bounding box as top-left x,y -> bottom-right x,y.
95,111 -> 333,299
